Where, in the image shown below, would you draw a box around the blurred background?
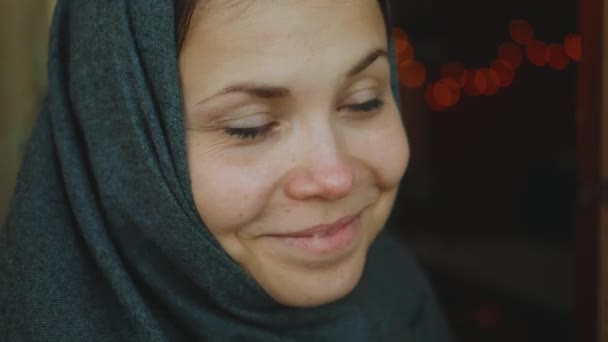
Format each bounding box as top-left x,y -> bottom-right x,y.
0,0 -> 605,341
384,0 -> 607,341
0,1 -> 55,222
388,0 -> 579,339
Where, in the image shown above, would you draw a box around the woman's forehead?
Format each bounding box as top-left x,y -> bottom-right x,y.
183,0 -> 385,52
179,0 -> 388,105
188,0 -> 382,31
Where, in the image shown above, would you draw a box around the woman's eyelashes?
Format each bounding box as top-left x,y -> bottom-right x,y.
223,98 -> 385,141
224,122 -> 278,140
343,98 -> 384,112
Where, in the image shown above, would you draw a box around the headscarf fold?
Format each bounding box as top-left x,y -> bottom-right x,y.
0,1 -> 452,340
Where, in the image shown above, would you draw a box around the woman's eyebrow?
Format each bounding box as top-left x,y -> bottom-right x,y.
195,83 -> 290,107
196,48 -> 388,106
347,48 -> 388,77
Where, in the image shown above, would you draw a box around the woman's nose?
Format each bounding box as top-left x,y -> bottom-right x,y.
283,138 -> 354,201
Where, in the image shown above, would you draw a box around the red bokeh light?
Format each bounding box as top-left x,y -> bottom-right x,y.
473,303 -> 502,330
498,42 -> 524,69
394,37 -> 409,56
463,70 -> 488,96
564,34 -> 582,61
399,60 -> 427,88
396,42 -> 415,65
547,44 -> 570,70
481,68 -> 500,95
393,27 -> 409,42
393,27 -> 414,64
509,19 -> 534,45
490,60 -> 515,87
432,82 -> 454,107
526,40 -> 548,66
391,25 -> 579,110
439,78 -> 462,106
440,62 -> 467,88
425,84 -> 448,111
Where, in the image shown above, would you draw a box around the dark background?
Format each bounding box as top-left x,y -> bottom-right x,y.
386,0 -> 578,340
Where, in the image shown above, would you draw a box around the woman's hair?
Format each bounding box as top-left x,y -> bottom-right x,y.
176,0 -> 199,52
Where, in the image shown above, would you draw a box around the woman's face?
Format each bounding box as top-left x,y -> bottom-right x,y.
179,0 -> 409,307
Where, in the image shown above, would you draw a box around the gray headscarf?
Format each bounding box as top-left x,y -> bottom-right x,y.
0,1 -> 452,340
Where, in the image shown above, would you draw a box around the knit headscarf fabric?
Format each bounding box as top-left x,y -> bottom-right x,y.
0,1 -> 452,340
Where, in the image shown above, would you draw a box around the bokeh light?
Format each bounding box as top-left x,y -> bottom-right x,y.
509,19 -> 534,45
440,62 -> 467,87
439,78 -> 462,106
490,60 -> 515,87
547,44 -> 570,70
463,70 -> 488,96
432,82 -> 454,107
393,22 -> 579,111
481,68 -> 501,96
425,83 -> 448,111
393,27 -> 409,42
564,34 -> 582,61
399,60 -> 427,88
526,40 -> 548,66
498,42 -> 524,69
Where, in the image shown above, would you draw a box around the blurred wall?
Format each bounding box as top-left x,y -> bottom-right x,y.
600,0 -> 608,339
0,1 -> 55,222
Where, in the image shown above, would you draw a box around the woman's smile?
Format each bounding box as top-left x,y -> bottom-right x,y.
263,210 -> 363,265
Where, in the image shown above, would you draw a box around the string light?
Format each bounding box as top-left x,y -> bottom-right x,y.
439,78 -> 462,105
432,81 -> 454,107
498,42 -> 524,69
509,19 -> 534,46
526,40 -> 549,66
481,68 -> 501,96
394,27 -> 415,64
466,70 -> 489,96
563,34 -> 582,62
425,84 -> 447,111
440,62 -> 467,87
399,60 -> 427,88
547,44 -> 570,70
393,20 -> 580,111
490,60 -> 515,87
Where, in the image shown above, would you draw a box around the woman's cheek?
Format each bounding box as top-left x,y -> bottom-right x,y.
189,154 -> 274,234
385,124 -> 410,184
352,116 -> 409,189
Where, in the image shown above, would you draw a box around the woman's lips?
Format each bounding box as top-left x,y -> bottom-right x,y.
274,214 -> 359,238
267,213 -> 362,259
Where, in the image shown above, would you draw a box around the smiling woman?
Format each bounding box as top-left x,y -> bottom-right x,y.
0,0 -> 452,341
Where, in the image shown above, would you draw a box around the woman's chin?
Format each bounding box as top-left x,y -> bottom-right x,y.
248,243 -> 370,308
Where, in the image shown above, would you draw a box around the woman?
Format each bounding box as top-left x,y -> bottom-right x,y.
0,0 -> 452,340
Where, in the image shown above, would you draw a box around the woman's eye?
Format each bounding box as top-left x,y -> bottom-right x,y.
345,98 -> 385,112
224,122 -> 278,140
